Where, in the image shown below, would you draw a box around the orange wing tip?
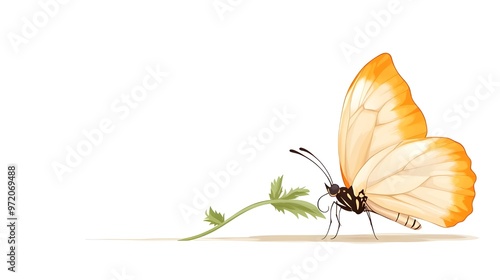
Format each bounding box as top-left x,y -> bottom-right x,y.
442,188 -> 475,227
442,207 -> 474,227
444,173 -> 476,227
370,53 -> 393,63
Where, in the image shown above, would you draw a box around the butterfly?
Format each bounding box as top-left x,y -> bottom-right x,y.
291,53 -> 476,239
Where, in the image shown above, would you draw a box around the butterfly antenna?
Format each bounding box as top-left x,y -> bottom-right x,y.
290,149 -> 333,185
299,147 -> 334,186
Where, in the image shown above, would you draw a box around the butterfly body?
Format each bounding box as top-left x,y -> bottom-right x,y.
329,186 -> 366,215
291,53 -> 476,237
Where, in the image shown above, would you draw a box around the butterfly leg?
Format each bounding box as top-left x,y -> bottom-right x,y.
322,200 -> 337,240
331,202 -> 342,240
365,210 -> 378,240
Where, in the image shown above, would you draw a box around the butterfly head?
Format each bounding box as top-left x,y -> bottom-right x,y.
325,183 -> 340,196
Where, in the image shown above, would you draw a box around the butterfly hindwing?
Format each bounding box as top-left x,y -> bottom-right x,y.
352,137 -> 476,227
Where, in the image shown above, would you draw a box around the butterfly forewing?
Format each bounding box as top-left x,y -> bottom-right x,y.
338,53 -> 427,188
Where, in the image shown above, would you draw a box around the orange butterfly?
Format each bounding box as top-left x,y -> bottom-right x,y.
291,53 -> 476,239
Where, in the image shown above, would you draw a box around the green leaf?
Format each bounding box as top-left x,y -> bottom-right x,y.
279,187 -> 309,200
269,175 -> 283,200
204,207 -> 225,226
271,200 -> 325,219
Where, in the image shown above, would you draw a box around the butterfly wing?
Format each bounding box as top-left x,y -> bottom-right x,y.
352,137 -> 476,227
338,53 -> 427,188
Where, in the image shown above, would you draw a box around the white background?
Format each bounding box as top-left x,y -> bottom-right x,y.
1,1 -> 499,279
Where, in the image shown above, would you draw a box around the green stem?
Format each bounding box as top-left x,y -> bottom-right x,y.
179,199 -> 289,241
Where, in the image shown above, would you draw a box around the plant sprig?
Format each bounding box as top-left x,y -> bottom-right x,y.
179,176 -> 324,241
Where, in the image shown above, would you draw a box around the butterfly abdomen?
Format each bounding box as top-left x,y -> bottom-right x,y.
366,201 -> 421,230
393,212 -> 421,230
